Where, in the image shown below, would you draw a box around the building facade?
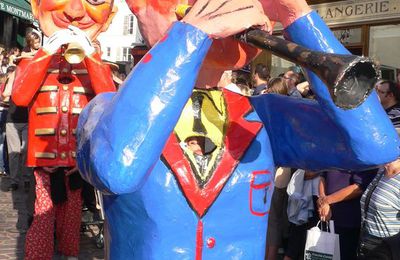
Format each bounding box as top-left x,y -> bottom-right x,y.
97,0 -> 143,69
256,0 -> 400,81
0,0 -> 36,49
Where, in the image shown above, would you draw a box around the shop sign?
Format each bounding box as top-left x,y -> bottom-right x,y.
312,0 -> 400,26
0,1 -> 34,22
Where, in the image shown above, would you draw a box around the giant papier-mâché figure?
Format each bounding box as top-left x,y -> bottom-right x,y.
11,0 -> 117,259
76,0 -> 400,259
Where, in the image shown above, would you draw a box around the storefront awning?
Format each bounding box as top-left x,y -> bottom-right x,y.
0,0 -> 34,22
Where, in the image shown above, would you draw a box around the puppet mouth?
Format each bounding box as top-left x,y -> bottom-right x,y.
52,12 -> 95,30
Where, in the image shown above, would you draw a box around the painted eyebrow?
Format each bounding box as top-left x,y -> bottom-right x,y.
201,0 -> 231,17
208,5 -> 254,20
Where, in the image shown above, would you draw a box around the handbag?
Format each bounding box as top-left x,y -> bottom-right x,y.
304,221 -> 340,260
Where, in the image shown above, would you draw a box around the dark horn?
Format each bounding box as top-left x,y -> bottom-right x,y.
237,29 -> 379,109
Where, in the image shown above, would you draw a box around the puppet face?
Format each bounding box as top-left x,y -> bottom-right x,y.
31,0 -> 116,39
126,0 -> 261,70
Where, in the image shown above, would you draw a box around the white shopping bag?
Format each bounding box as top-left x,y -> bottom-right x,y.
304,221 -> 340,260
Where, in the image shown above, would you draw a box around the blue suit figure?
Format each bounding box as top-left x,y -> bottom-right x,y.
77,0 -> 400,259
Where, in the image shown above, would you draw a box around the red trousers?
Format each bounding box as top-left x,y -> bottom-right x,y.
25,168 -> 82,260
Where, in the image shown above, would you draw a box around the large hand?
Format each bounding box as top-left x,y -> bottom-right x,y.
43,29 -> 74,54
260,0 -> 311,29
182,0 -> 270,39
68,25 -> 95,56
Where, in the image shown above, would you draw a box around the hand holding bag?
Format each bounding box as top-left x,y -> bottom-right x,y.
304,221 -> 340,260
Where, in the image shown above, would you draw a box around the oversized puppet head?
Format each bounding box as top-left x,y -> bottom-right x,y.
126,0 -> 260,70
125,0 -> 309,71
31,0 -> 117,39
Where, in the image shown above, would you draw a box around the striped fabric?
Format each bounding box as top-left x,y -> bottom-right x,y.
360,169 -> 400,238
385,104 -> 400,129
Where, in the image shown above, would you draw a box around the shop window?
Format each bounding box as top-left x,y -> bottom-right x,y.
332,28 -> 362,45
369,24 -> 400,81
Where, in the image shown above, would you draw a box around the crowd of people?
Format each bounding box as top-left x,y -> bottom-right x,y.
220,64 -> 400,260
1,30 -> 400,260
220,63 -> 313,99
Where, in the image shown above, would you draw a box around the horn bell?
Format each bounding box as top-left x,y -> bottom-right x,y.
239,29 -> 379,109
64,42 -> 85,64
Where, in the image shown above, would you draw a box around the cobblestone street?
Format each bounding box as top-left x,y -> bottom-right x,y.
0,176 -> 105,260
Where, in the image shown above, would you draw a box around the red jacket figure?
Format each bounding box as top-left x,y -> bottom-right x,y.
11,1 -> 117,259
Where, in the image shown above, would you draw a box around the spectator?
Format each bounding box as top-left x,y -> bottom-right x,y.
358,80 -> 400,260
120,72 -> 127,81
252,63 -> 270,95
284,170 -> 320,260
296,81 -> 312,98
232,69 -> 252,96
0,46 -> 5,63
8,47 -> 20,65
0,73 -> 7,92
375,80 -> 400,132
263,79 -> 290,259
318,170 -> 375,260
3,66 -> 31,192
1,56 -> 9,74
283,70 -> 302,98
219,70 -> 239,93
107,61 -> 123,88
263,77 -> 288,95
265,167 -> 291,260
0,72 -> 9,176
21,31 -> 41,57
358,160 -> 400,260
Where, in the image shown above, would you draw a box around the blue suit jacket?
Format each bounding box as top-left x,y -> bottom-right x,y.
77,12 -> 400,259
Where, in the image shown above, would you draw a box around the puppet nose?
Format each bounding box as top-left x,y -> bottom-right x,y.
64,0 -> 86,21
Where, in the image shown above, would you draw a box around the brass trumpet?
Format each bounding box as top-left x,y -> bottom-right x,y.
64,42 -> 85,64
237,29 -> 378,109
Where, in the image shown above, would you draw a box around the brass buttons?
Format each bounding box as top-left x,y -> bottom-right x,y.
71,151 -> 76,158
62,85 -> 68,91
61,106 -> 68,113
60,129 -> 67,136
60,152 -> 67,160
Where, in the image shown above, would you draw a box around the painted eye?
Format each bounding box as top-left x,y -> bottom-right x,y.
86,0 -> 106,5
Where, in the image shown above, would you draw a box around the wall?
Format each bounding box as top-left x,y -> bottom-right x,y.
97,0 -> 142,63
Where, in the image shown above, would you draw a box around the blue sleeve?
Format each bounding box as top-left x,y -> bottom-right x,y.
76,22 -> 212,194
250,11 -> 400,171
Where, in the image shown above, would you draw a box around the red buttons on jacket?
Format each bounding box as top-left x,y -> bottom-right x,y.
206,237 -> 215,248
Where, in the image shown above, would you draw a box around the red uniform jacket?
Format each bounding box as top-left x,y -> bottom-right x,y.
12,49 -> 116,167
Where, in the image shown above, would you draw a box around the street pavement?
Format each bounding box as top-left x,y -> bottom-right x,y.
0,175 -> 105,260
